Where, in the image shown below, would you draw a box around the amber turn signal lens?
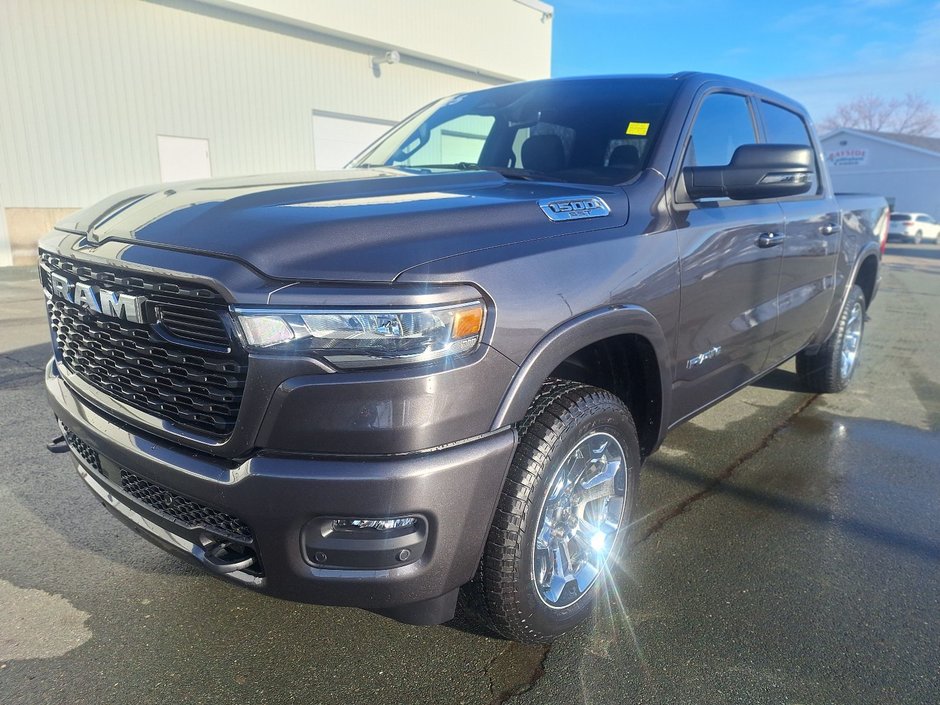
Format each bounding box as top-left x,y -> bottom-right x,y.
451,304 -> 484,339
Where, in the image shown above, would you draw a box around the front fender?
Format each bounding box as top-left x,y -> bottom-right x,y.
490,305 -> 673,450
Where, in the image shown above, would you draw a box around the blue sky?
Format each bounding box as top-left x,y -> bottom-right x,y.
550,0 -> 940,124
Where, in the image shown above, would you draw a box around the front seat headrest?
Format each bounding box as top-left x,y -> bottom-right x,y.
608,144 -> 640,170
521,134 -> 566,173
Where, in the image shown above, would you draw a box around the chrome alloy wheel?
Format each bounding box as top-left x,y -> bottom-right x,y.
841,301 -> 864,380
532,431 -> 627,609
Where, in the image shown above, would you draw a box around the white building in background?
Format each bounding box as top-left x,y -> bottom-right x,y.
0,0 -> 553,265
820,128 -> 940,218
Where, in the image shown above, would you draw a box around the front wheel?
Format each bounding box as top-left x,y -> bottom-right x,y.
461,380 -> 640,643
796,284 -> 866,393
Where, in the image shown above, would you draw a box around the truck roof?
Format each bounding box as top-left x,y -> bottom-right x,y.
477,72 -> 811,122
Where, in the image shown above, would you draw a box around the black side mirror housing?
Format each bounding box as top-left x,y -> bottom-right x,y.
683,144 -> 815,201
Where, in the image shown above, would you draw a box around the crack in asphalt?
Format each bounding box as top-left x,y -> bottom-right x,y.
0,353 -> 46,372
0,353 -> 47,390
485,642 -> 551,705
482,645 -> 509,698
637,392 -> 820,544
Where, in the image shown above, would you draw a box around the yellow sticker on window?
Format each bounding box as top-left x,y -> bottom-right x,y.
626,122 -> 649,136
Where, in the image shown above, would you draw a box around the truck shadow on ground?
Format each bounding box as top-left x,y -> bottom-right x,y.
748,367 -> 804,393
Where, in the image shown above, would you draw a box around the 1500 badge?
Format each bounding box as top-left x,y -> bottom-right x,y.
538,196 -> 611,222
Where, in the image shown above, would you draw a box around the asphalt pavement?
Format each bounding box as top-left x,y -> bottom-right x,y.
0,244 -> 937,705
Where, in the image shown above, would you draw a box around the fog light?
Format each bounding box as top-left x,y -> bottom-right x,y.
332,517 -> 418,531
305,515 -> 427,569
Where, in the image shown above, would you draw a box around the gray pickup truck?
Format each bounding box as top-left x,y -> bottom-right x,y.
41,73 -> 887,643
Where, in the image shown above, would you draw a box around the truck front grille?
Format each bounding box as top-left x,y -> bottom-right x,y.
63,424 -> 102,472
120,469 -> 254,543
61,424 -> 253,543
41,252 -> 247,438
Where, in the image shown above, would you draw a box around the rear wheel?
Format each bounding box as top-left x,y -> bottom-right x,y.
796,284 -> 866,393
914,230 -> 923,244
461,380 -> 640,643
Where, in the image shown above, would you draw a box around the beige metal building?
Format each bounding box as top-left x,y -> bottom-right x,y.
0,0 -> 553,265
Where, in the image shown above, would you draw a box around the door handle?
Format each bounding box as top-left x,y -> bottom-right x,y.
757,232 -> 786,248
820,222 -> 842,235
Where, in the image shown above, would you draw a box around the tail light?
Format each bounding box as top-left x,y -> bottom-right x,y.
878,209 -> 890,255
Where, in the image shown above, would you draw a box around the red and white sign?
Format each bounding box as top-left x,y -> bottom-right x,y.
826,148 -> 868,167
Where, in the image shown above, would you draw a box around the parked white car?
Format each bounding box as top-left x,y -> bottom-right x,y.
887,212 -> 940,244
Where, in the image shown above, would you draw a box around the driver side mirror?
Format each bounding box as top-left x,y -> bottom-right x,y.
683,144 -> 814,201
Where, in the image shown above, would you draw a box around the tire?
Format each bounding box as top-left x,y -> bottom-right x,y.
914,230 -> 923,245
461,380 -> 640,643
796,284 -> 866,393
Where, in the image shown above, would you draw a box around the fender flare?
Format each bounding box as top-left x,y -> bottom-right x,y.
490,305 -> 673,450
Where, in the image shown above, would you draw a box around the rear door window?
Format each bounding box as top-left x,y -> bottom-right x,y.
759,101 -> 819,194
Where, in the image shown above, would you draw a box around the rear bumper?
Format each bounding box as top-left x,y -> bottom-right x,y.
46,359 -> 516,624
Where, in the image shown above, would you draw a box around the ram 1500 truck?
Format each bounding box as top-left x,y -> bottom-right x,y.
42,73 -> 888,643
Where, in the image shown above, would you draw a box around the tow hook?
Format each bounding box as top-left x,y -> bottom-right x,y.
47,435 -> 69,453
196,536 -> 256,575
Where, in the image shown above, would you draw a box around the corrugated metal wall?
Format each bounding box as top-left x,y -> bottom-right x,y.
0,0 -> 515,208
0,0 -> 551,263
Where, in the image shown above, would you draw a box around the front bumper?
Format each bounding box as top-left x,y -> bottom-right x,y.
47,359 -> 516,624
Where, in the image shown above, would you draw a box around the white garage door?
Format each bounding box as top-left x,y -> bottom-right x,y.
312,113 -> 395,170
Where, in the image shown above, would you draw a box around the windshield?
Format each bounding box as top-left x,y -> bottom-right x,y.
350,78 -> 680,185
890,214 -> 911,221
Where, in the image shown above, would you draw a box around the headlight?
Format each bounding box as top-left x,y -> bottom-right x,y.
233,300 -> 485,368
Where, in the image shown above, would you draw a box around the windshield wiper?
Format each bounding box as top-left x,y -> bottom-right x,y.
402,163 -> 555,181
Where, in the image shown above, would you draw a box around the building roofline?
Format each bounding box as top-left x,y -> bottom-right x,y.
512,0 -> 554,18
820,127 -> 940,159
181,0 -> 533,83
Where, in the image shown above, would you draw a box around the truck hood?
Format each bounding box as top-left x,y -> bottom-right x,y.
55,169 -> 629,282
